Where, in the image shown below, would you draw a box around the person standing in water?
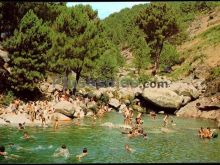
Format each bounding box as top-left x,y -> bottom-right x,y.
163,114 -> 169,127
54,117 -> 59,129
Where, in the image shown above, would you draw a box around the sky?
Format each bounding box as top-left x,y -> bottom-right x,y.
67,2 -> 149,19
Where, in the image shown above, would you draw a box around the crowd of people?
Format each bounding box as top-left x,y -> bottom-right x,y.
0,90 -> 219,162
198,127 -> 218,139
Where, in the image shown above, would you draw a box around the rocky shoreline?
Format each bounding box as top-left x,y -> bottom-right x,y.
0,75 -> 220,128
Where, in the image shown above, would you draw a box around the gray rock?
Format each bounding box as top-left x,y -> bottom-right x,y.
54,84 -> 63,92
169,82 -> 200,99
142,88 -> 183,109
40,82 -> 50,92
47,85 -> 55,93
109,98 -> 121,109
86,111 -> 94,117
54,101 -> 75,117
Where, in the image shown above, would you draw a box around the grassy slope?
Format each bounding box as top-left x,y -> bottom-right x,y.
166,7 -> 220,81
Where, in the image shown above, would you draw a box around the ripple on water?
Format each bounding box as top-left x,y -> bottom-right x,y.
0,112 -> 219,163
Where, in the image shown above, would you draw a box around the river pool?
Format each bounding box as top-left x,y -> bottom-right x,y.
0,111 -> 219,163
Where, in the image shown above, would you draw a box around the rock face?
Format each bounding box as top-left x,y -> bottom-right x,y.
0,113 -> 42,125
142,88 -> 184,109
108,98 -> 121,109
168,82 -> 200,99
53,101 -> 75,118
40,82 -> 50,92
0,48 -> 9,62
176,97 -> 220,120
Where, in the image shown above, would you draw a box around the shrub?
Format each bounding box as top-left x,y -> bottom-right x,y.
0,90 -> 15,106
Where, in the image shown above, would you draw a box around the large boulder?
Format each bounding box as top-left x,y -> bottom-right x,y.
54,84 -> 63,92
168,82 -> 200,99
142,88 -> 184,109
175,101 -> 201,118
1,113 -> 41,125
118,87 -> 135,100
53,101 -> 75,118
47,84 -> 55,93
176,96 -> 220,120
40,82 -> 50,92
0,48 -> 9,62
51,112 -> 72,121
108,98 -> 121,109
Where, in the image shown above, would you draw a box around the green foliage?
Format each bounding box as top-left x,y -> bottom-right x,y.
199,24 -> 220,45
138,73 -> 150,87
136,3 -> 181,71
0,2 -> 64,39
167,62 -> 191,81
49,5 -> 102,93
99,92 -> 110,104
160,42 -> 180,69
102,4 -> 148,50
132,37 -> 151,73
3,10 -> 52,92
211,66 -> 220,78
0,90 -> 15,106
88,37 -> 123,82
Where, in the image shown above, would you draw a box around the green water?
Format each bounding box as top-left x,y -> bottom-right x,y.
0,111 -> 219,163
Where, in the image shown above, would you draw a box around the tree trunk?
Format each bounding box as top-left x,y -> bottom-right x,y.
63,70 -> 69,92
72,72 -> 80,95
153,43 -> 164,75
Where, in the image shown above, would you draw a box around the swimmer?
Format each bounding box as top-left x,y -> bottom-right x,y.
53,144 -> 70,158
23,132 -> 30,140
0,145 -> 7,157
18,123 -> 25,130
143,133 -> 148,139
171,119 -> 176,126
54,117 -> 59,129
127,130 -> 133,138
125,144 -> 132,152
0,145 -> 19,160
76,148 -> 88,160
75,112 -> 81,125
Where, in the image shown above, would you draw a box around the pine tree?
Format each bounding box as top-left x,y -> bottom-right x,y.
49,5 -> 102,94
3,9 -> 52,93
136,3 -> 180,75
